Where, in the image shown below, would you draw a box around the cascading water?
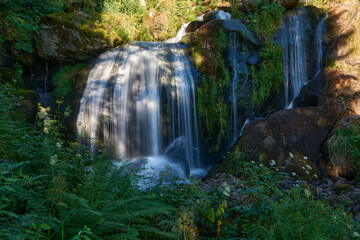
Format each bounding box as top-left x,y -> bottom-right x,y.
229,32 -> 240,141
77,42 -> 201,178
278,9 -> 327,108
278,9 -> 308,109
314,15 -> 327,77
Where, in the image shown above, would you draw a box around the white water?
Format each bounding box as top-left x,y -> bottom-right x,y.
77,42 -> 201,178
166,23 -> 190,43
228,32 -> 240,141
314,15 -> 327,77
278,9 -> 308,109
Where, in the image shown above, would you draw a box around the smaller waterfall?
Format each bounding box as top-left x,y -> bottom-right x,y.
278,9 -> 308,109
166,23 -> 190,43
228,33 -> 240,141
314,15 -> 327,77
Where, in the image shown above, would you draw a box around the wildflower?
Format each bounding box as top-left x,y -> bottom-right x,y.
38,106 -> 50,119
43,118 -> 51,133
56,142 -> 62,148
251,161 -> 255,164
50,155 -> 58,165
304,156 -> 308,160
304,189 -> 311,197
306,165 -> 312,170
354,232 -> 360,238
259,164 -> 263,167
302,166 -> 305,170
270,160 -> 276,166
289,152 -> 294,158
313,174 -> 318,178
305,171 -> 309,175
292,172 -> 296,176
276,168 -> 279,171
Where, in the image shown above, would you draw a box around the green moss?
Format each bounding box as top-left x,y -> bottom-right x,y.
53,64 -> 86,99
195,29 -> 231,153
252,42 -> 283,106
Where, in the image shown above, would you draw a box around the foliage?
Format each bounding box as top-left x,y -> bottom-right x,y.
0,84 -> 175,239
252,43 -> 284,106
195,29 -> 231,153
0,0 -> 58,55
53,64 -> 85,99
234,0 -> 285,42
327,123 -> 360,180
250,186 -> 359,240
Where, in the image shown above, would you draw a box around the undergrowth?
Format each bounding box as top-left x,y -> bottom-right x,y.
327,123 -> 360,180
1,80 -> 360,239
53,64 -> 86,99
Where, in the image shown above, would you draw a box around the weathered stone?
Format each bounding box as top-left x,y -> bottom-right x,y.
186,21 -> 207,33
222,19 -> 260,46
35,13 -> 109,63
217,108 -> 332,176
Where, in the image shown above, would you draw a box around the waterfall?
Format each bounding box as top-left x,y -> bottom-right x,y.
229,33 -> 240,141
314,15 -> 327,77
77,42 -> 201,177
278,9 -> 308,109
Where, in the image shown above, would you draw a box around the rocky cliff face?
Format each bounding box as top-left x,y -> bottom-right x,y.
213,1 -> 360,181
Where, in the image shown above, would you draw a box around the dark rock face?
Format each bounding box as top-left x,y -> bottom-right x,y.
35,14 -> 109,63
293,73 -> 324,108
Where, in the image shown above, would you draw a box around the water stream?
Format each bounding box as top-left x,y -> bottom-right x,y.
77,42 -> 201,179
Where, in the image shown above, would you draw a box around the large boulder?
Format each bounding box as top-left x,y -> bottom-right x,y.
35,13 -> 110,63
212,108 -> 333,177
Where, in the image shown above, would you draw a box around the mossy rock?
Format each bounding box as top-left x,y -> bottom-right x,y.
35,13 -> 110,63
0,67 -> 16,82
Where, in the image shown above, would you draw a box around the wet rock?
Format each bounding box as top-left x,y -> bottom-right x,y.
293,73 -> 323,108
186,21 -> 207,33
247,53 -> 260,65
35,13 -> 109,63
222,19 -> 260,46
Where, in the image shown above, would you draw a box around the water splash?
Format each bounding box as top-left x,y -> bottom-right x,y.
77,42 -> 201,177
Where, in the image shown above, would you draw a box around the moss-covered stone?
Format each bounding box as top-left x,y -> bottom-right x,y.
35,12 -> 110,63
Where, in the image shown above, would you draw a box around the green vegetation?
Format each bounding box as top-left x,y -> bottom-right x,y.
327,122 -> 360,180
1,80 -> 359,239
195,29 -> 231,153
232,0 -> 285,106
0,0 -> 205,61
252,43 -> 284,105
53,64 -> 86,99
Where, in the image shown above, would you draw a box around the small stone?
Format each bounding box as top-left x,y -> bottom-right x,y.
334,183 -> 354,192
